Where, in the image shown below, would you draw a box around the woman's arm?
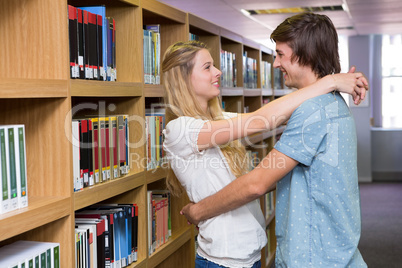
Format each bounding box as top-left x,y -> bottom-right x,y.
197,68 -> 368,150
180,149 -> 297,225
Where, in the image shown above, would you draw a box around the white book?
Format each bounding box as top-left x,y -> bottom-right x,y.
75,223 -> 98,268
0,126 -> 10,214
72,121 -> 82,192
5,126 -> 18,212
12,125 -> 28,209
0,240 -> 60,268
76,228 -> 89,268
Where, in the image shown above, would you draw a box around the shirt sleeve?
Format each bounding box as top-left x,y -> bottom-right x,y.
163,116 -> 207,159
274,100 -> 330,166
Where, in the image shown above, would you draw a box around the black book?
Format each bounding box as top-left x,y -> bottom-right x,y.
77,8 -> 85,79
96,14 -> 103,80
79,120 -> 89,187
88,12 -> 98,79
68,5 -> 78,78
83,10 -> 90,79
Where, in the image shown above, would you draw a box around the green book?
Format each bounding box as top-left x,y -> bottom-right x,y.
0,127 -> 10,213
7,127 -> 18,211
16,125 -> 28,208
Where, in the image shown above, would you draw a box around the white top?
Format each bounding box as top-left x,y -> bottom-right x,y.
163,113 -> 267,268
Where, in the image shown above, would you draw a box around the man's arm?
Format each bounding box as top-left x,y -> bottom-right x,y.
180,149 -> 298,225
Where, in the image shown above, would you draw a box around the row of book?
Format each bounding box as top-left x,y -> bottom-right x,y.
189,33 -> 200,41
220,49 -> 237,88
75,203 -> 138,268
0,240 -> 60,268
147,190 -> 171,255
243,52 -> 258,89
0,125 -> 28,215
261,61 -> 272,89
72,115 -> 130,192
145,109 -> 166,170
143,25 -> 161,85
68,5 -> 116,81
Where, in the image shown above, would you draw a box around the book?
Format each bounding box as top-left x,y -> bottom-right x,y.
117,115 -> 127,176
75,217 -> 107,268
88,11 -> 98,80
6,126 -> 19,211
99,117 -> 107,182
90,118 -> 100,185
79,119 -> 90,187
0,127 -> 10,213
0,240 -> 60,268
109,116 -> 118,179
83,10 -> 90,79
145,24 -> 161,85
105,117 -> 111,180
77,8 -> 85,79
13,125 -> 28,209
79,6 -> 107,81
68,5 -> 78,79
87,119 -> 94,186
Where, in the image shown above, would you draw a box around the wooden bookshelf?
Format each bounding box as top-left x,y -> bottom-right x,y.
0,0 -> 296,266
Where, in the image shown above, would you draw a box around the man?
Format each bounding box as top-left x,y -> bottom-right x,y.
180,12 -> 367,267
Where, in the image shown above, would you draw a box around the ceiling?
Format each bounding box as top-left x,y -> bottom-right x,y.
159,0 -> 402,49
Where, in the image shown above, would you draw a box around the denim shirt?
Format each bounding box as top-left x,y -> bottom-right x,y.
274,93 -> 367,267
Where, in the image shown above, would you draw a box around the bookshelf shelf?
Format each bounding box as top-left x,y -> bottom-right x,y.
148,226 -> 192,268
0,78 -> 68,98
74,171 -> 145,211
146,167 -> 167,184
274,89 -> 296,96
0,197 -> 71,241
262,88 -> 274,96
144,84 -> 165,97
221,87 -> 244,96
70,80 -> 143,97
142,1 -> 186,24
244,88 -> 262,97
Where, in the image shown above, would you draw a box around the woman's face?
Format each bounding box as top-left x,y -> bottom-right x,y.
190,49 -> 222,105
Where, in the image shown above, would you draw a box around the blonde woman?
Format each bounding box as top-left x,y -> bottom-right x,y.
161,41 -> 367,268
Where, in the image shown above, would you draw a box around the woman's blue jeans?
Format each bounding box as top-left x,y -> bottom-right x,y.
195,254 -> 261,268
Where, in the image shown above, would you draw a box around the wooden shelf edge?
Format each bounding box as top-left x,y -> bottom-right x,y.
266,251 -> 276,268
70,80 -> 142,97
244,89 -> 262,97
262,89 -> 273,96
188,13 -> 220,36
142,0 -> 186,24
129,258 -> 147,268
0,196 -> 71,241
221,87 -> 244,96
74,171 -> 145,211
146,167 -> 167,184
265,211 -> 275,227
148,227 -> 192,267
274,89 -> 296,96
144,84 -> 164,98
0,78 -> 68,98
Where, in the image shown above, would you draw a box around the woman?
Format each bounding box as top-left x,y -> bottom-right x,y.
161,40 -> 367,268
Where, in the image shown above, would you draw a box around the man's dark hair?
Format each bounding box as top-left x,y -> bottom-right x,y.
270,12 -> 340,78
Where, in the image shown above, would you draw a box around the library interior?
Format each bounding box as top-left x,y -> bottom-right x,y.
0,0 -> 401,267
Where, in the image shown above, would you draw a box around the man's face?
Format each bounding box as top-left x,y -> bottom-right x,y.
273,41 -> 315,89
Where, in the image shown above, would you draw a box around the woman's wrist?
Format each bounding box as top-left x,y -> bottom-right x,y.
322,74 -> 337,93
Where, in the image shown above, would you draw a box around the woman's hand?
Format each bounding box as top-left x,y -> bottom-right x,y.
332,66 -> 369,105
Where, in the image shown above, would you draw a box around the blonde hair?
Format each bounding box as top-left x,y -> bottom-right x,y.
162,41 -> 248,196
